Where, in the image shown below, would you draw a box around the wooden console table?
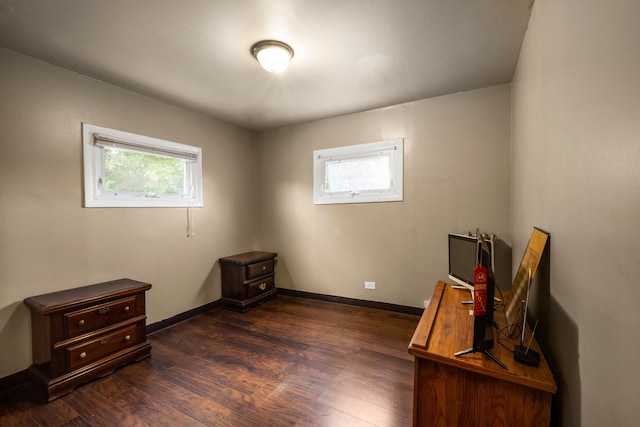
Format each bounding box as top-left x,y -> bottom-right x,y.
408,281 -> 556,426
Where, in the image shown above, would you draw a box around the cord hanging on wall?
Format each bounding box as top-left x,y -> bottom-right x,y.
186,203 -> 195,238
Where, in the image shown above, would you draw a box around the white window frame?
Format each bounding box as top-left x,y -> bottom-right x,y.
82,123 -> 203,208
313,138 -> 403,205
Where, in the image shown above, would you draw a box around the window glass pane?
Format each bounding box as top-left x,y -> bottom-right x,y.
324,155 -> 390,193
313,138 -> 402,205
104,147 -> 186,195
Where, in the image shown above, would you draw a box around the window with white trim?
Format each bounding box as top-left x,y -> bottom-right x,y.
313,138 -> 403,205
82,123 -> 203,208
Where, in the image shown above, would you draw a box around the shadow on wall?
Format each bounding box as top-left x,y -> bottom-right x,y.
529,247 -> 581,427
273,255 -> 293,290
0,302 -> 32,378
494,238 -> 512,292
547,295 -> 580,427
198,261 -> 222,302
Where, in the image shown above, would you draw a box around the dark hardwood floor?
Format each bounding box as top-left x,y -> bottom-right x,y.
0,295 -> 420,426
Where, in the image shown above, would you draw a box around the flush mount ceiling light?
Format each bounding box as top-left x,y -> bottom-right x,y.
251,40 -> 294,73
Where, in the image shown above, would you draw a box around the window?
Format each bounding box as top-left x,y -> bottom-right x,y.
82,123 -> 203,207
313,138 -> 403,205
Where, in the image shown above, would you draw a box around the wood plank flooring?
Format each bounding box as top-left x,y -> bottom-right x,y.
0,295 -> 420,426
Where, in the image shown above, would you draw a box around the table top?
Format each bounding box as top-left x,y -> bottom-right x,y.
409,281 -> 557,394
219,251 -> 277,265
23,278 -> 151,314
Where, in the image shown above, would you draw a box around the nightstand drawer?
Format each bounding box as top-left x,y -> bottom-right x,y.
64,296 -> 138,338
66,323 -> 139,371
246,276 -> 275,299
246,259 -> 274,280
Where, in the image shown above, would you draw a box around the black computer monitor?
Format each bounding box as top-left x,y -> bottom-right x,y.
448,233 -> 494,291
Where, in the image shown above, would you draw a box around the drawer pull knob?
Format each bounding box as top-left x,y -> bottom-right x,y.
98,307 -> 110,315
100,337 -> 110,345
259,283 -> 267,291
78,319 -> 85,326
262,266 -> 267,271
123,306 -> 130,312
79,352 -> 87,359
125,335 -> 131,341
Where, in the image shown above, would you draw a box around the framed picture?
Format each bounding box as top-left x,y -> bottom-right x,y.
505,227 -> 550,336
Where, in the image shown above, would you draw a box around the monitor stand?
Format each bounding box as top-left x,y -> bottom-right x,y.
455,323 -> 508,370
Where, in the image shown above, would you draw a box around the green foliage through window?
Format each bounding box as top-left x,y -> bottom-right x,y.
104,148 -> 186,194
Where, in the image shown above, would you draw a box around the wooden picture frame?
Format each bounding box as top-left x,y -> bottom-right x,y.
505,227 -> 550,336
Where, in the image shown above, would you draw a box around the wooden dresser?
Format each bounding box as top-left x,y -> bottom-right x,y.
219,251 -> 277,311
408,281 -> 556,426
23,278 -> 152,401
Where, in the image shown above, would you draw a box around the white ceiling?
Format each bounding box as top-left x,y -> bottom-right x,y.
0,0 -> 533,131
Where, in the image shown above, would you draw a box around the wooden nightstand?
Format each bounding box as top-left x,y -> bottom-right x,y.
23,279 -> 152,401
219,251 -> 277,311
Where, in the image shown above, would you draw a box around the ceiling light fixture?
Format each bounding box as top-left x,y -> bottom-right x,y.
251,40 -> 294,73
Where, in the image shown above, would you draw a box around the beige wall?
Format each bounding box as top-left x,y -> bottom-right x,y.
511,0 -> 640,425
0,49 -> 258,378
257,84 -> 511,308
3,3 -> 638,422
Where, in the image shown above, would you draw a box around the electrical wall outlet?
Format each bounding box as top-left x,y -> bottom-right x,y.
364,281 -> 376,290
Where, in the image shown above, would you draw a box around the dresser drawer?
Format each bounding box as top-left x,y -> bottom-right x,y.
246,259 -> 274,280
64,296 -> 138,338
66,323 -> 139,371
246,276 -> 275,299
